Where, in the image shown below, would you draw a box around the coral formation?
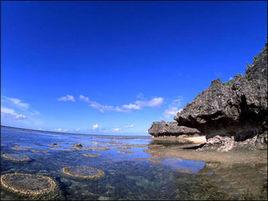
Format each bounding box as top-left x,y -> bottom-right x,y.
0,173 -> 59,199
62,166 -> 105,180
2,153 -> 32,162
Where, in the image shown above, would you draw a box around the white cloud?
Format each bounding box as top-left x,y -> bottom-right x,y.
1,96 -> 43,127
144,97 -> 164,107
164,107 -> 183,117
4,97 -> 29,109
79,95 -> 164,113
125,124 -> 134,128
79,95 -> 89,102
163,97 -> 183,118
1,106 -> 27,120
58,95 -> 75,102
122,103 -> 141,110
92,124 -> 99,130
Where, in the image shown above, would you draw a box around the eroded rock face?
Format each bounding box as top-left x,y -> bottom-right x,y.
148,121 -> 201,137
175,45 -> 267,141
148,45 -> 267,151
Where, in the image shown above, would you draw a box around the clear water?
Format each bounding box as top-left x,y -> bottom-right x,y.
1,127 -> 266,200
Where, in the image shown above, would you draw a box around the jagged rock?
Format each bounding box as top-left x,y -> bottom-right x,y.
198,132 -> 267,152
148,45 -> 267,151
197,135 -> 235,152
175,45 -> 268,142
148,121 -> 201,137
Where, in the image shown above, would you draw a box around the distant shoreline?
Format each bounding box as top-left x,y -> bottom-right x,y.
0,125 -> 150,139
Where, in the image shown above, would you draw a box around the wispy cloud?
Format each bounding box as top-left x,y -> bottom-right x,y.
125,124 -> 134,128
1,96 -> 42,126
164,97 -> 183,118
57,95 -> 75,102
79,95 -> 164,113
4,97 -> 29,109
1,106 -> 27,120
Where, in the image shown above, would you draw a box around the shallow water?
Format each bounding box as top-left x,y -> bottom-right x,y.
1,127 -> 267,200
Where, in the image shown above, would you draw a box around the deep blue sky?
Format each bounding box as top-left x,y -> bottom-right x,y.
1,1 -> 267,135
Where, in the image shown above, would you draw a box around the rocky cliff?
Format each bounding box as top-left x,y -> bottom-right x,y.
149,44 -> 267,150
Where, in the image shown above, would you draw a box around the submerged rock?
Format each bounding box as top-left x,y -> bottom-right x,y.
11,145 -> 31,151
82,153 -> 100,158
2,153 -> 32,163
0,173 -> 59,199
148,121 -> 201,137
62,166 -> 105,180
88,146 -> 110,151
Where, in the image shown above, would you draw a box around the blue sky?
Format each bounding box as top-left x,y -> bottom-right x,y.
1,1 -> 267,135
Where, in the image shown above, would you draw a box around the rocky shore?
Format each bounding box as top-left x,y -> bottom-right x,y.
149,44 -> 267,151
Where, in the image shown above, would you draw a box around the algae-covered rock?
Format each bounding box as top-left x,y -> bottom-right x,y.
2,153 -> 32,163
62,166 -> 105,180
0,173 -> 60,200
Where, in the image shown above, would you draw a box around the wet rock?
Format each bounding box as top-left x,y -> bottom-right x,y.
197,136 -> 235,152
73,143 -> 83,149
50,143 -> 59,147
148,121 -> 201,137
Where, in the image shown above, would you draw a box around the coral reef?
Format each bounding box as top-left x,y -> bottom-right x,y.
0,173 -> 59,199
62,166 -> 105,180
2,153 -> 32,163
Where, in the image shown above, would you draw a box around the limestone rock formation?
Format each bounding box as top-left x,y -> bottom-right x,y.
175,45 -> 267,141
148,44 -> 267,150
148,121 -> 201,137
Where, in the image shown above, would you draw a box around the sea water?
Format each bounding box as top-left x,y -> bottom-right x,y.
1,126 -> 266,200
